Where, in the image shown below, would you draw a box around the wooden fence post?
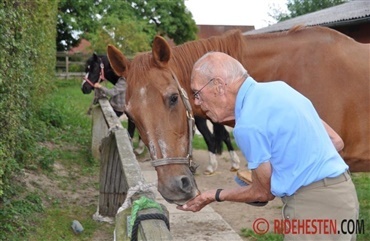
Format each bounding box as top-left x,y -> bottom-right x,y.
91,105 -> 108,160
65,54 -> 69,79
55,51 -> 87,78
98,130 -> 127,216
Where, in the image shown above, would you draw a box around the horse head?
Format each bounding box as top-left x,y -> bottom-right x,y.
81,53 -> 124,94
107,39 -> 200,205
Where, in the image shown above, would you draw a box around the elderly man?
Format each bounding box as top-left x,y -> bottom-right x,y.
177,52 -> 358,241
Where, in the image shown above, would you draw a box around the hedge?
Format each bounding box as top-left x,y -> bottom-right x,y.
0,0 -> 58,197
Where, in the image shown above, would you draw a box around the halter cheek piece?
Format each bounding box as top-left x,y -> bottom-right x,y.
83,58 -> 106,87
150,70 -> 198,174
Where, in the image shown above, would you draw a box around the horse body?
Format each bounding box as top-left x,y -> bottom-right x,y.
241,27 -> 369,172
108,26 -> 369,204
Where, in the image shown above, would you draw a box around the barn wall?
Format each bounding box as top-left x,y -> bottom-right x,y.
333,22 -> 370,43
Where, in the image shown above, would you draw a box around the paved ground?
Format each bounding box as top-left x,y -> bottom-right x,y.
142,170 -> 243,241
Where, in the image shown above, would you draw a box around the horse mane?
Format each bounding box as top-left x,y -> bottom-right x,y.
174,29 -> 245,63
243,25 -> 345,41
242,25 -> 308,40
128,52 -> 154,81
170,30 -> 246,82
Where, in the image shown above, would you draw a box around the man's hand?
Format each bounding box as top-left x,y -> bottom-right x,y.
94,83 -> 102,88
176,190 -> 215,212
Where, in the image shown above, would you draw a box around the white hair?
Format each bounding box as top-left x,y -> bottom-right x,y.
192,52 -> 248,84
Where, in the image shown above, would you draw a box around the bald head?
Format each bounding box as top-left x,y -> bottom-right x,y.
191,52 -> 248,86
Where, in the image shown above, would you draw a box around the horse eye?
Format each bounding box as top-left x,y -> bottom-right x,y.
169,94 -> 178,106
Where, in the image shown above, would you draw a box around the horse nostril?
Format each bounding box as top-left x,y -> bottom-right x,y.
179,176 -> 191,192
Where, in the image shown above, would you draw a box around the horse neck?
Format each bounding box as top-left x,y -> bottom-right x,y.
101,56 -> 120,85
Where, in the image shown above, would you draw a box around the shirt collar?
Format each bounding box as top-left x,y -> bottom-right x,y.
235,76 -> 256,120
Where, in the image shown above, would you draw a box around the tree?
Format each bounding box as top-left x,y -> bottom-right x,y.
86,16 -> 152,56
127,0 -> 198,44
272,0 -> 348,22
84,1 -> 153,55
57,0 -> 100,51
57,0 -> 198,53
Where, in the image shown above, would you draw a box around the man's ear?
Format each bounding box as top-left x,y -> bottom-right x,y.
214,78 -> 226,95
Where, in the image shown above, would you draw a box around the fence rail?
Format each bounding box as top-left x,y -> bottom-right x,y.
91,98 -> 172,241
55,51 -> 89,79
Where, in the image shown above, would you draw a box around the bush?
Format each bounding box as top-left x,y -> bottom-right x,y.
0,0 -> 58,197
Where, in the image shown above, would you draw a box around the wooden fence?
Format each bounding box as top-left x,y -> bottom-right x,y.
91,98 -> 172,240
55,51 -> 88,79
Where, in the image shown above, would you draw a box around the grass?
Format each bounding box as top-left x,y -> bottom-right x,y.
354,173 -> 370,240
0,78 -> 111,241
30,205 -> 113,241
241,228 -> 283,241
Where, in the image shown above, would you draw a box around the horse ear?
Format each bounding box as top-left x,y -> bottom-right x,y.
152,35 -> 171,67
93,53 -> 98,60
107,45 -> 130,77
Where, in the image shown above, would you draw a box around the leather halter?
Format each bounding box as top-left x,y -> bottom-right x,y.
83,58 -> 106,87
150,70 -> 196,171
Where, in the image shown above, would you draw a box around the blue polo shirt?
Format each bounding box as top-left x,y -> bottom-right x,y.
233,77 -> 348,197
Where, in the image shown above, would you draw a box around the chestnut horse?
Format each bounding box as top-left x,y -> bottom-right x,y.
107,26 -> 369,204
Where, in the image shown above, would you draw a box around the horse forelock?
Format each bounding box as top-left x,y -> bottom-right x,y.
126,52 -> 170,103
126,53 -> 152,86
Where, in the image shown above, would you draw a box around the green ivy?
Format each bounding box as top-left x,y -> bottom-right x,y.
0,0 -> 58,197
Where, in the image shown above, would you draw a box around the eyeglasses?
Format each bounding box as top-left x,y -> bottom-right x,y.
193,78 -> 215,101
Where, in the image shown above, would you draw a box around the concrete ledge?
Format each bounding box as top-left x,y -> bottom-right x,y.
142,170 -> 243,241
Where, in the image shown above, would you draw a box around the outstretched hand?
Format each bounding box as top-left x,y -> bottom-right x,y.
176,189 -> 216,212
94,83 -> 102,88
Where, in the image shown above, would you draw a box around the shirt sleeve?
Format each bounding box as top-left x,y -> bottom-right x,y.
99,78 -> 126,97
234,125 -> 272,170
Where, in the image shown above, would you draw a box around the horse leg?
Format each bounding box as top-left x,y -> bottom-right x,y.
195,116 -> 218,175
127,118 -> 136,141
134,136 -> 146,155
213,122 -> 240,172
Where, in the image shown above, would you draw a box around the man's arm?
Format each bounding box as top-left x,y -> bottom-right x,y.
94,78 -> 126,97
322,120 -> 344,152
177,161 -> 275,212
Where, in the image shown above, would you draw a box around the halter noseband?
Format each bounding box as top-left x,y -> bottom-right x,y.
150,70 -> 197,172
83,58 -> 106,87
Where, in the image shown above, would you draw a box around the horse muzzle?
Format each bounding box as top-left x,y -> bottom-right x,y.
154,162 -> 199,205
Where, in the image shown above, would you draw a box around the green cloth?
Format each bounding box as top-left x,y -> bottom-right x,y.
130,196 -> 163,228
